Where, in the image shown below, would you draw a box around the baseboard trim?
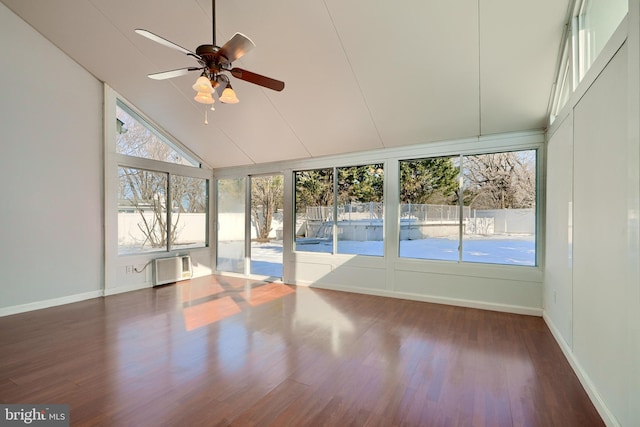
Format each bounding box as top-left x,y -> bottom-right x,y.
103,282 -> 152,296
542,312 -> 620,427
297,281 -> 543,316
0,290 -> 104,317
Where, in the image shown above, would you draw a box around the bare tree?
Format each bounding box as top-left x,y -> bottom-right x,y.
463,151 -> 536,209
251,176 -> 283,242
119,168 -> 173,248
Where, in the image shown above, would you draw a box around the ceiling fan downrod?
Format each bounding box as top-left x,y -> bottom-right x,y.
212,0 -> 216,47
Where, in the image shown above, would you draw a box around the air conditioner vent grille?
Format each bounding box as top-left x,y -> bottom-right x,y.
154,256 -> 192,286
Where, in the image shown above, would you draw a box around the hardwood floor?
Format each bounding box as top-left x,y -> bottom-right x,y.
0,276 -> 603,426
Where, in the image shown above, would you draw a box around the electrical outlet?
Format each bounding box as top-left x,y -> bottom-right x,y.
126,265 -> 134,274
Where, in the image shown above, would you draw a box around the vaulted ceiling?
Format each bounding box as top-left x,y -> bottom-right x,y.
1,0 -> 569,168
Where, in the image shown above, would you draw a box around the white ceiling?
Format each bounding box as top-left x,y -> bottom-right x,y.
1,0 -> 569,169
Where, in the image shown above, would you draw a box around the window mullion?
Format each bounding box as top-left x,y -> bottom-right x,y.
458,154 -> 464,263
332,166 -> 338,254
166,173 -> 172,252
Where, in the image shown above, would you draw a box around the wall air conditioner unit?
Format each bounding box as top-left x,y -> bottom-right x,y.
154,255 -> 192,286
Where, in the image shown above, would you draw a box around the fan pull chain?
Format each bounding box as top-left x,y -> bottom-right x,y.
203,104 -> 215,125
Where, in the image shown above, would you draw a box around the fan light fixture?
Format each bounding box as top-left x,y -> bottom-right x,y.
220,83 -> 239,104
193,75 -> 215,104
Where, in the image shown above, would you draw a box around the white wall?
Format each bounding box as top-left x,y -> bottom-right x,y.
574,44 -> 628,422
0,3 -> 104,314
545,35 -> 640,426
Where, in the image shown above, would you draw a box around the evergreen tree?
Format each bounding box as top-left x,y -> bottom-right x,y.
400,157 -> 459,204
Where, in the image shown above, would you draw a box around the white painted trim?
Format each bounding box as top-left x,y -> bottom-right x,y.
295,280 -> 543,317
543,312 -> 620,427
0,290 -> 104,317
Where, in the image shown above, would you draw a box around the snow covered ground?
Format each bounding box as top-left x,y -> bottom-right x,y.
247,235 -> 535,277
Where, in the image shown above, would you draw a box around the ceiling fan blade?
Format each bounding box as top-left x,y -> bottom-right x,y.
135,29 -> 196,56
148,67 -> 202,80
230,68 -> 285,91
217,33 -> 255,63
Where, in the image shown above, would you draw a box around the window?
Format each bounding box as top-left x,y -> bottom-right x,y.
550,0 -> 627,122
295,168 -> 334,253
577,0 -> 627,82
337,165 -> 384,256
399,150 -> 537,266
117,169 -> 209,254
295,164 -> 385,256
399,156 -> 461,261
216,178 -> 246,273
115,99 -> 209,256
116,101 -> 199,167
171,175 -> 208,250
118,168 -> 168,254
250,175 -> 284,277
461,150 -> 536,266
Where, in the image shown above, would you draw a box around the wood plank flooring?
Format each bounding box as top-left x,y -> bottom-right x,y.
0,276 -> 603,426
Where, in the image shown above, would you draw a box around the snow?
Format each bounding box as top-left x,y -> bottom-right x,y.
245,235 -> 535,277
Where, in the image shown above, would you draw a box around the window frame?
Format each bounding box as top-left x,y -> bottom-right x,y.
398,149 -> 539,267
293,163 -> 386,257
110,92 -> 212,257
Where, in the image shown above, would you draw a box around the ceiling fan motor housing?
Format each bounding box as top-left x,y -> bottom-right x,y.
196,45 -> 226,74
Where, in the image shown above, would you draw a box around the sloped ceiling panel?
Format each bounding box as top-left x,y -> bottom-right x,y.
325,0 -> 481,147
479,0 -> 570,135
218,0 -> 385,158
1,0 -> 569,168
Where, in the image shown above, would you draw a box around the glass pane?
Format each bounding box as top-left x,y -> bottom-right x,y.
399,157 -> 461,261
217,178 -> 246,274
294,168 -> 334,253
250,175 -> 284,277
171,176 -> 208,250
118,167 -> 168,254
336,164 -> 384,256
578,0 -> 627,81
461,150 -> 536,266
116,103 -> 199,167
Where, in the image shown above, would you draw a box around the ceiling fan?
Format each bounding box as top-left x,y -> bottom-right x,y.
135,0 -> 284,116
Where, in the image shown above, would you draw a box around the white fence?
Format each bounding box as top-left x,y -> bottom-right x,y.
121,205 -> 534,245
474,209 -> 535,234
118,212 -> 206,247
217,212 -> 284,241
299,203 -> 534,240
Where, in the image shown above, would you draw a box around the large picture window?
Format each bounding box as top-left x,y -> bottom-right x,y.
295,164 -> 384,256
400,149 -> 537,266
117,169 -> 208,254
